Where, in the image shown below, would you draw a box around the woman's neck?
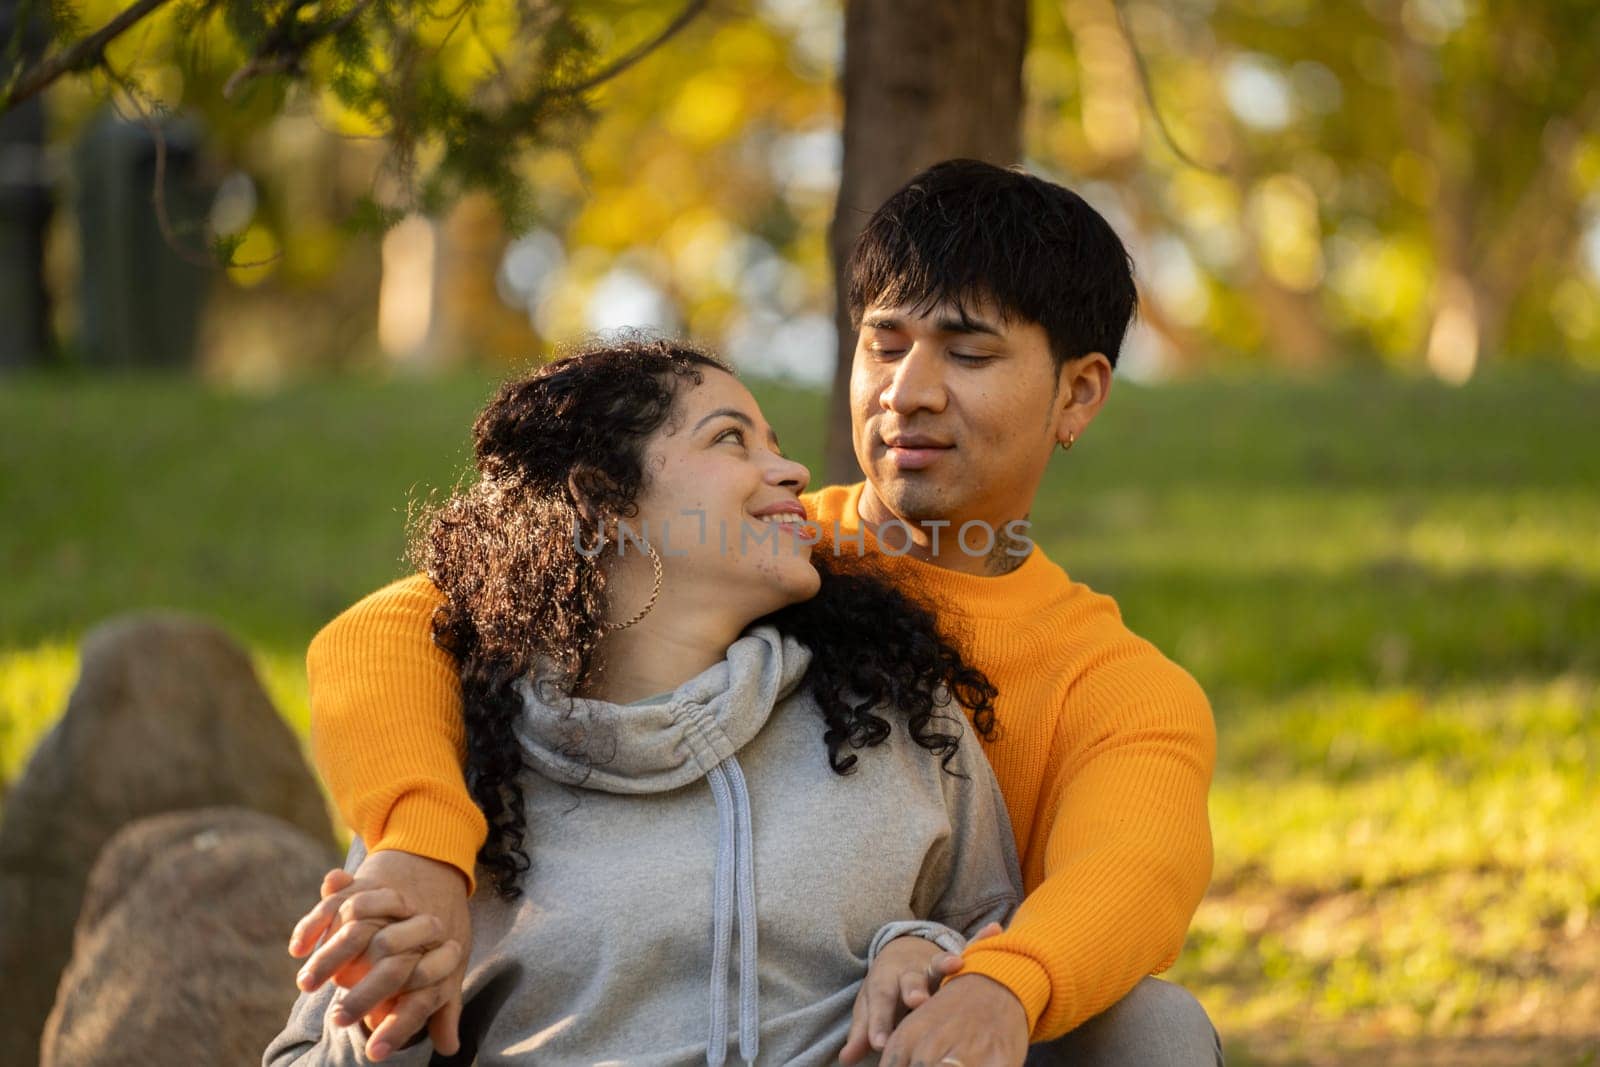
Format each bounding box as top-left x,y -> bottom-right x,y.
583,609 -> 748,704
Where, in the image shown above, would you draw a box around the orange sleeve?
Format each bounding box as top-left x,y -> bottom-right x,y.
955,650 -> 1216,1040
306,574 -> 488,890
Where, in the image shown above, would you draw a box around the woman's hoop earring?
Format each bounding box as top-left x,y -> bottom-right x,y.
605,539 -> 664,632
1058,431 -> 1077,453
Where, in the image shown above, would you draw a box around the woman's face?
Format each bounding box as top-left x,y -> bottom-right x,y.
625,368 -> 821,622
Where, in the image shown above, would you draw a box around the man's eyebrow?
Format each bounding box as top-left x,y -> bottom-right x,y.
864,311 -> 1002,337
935,313 -> 1002,337
693,407 -> 782,449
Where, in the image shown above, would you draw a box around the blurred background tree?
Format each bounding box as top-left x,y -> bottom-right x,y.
1028,0 -> 1600,386
5,0 -> 1596,394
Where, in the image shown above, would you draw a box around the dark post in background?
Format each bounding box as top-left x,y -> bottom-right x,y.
0,0 -> 52,371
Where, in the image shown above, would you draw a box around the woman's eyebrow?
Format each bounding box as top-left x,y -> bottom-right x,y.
693,407 -> 754,434
693,407 -> 781,449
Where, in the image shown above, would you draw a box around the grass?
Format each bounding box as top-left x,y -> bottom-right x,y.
2,366 -> 1598,1065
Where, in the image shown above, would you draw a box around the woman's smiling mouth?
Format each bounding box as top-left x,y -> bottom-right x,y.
748,503 -> 818,542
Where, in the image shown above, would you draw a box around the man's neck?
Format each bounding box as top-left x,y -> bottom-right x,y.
854,483 -> 1032,578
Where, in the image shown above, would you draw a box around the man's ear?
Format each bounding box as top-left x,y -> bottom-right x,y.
1053,352 -> 1113,444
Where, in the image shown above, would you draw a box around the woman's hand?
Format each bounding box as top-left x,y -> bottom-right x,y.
839,921 -> 1003,1063
878,973 -> 1029,1067
287,851 -> 472,1061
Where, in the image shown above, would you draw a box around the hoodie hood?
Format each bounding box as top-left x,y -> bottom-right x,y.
513,624 -> 813,795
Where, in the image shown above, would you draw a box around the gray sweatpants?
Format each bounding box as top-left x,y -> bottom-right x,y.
1026,979 -> 1224,1067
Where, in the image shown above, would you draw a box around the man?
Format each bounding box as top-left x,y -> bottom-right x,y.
289,160 -> 1221,1065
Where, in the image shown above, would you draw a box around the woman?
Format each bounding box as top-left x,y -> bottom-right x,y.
266,338 -> 1021,1065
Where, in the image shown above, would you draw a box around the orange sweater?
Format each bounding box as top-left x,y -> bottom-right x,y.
306,481 -> 1215,1040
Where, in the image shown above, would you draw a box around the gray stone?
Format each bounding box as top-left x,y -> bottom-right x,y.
41,808 -> 340,1067
0,613 -> 335,1063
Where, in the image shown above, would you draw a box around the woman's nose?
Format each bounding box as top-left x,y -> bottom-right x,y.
766,453 -> 811,494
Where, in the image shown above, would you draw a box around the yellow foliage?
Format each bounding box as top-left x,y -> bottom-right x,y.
1328,232 -> 1432,354
1550,279 -> 1598,345
1169,172 -> 1242,267
129,64 -> 186,111
1249,174 -> 1324,292
573,184 -> 666,249
711,21 -> 785,70
282,223 -> 346,285
667,70 -> 749,148
1575,138 -> 1600,186
227,223 -> 282,288
663,209 -> 738,288
427,1 -> 521,97
504,8 -> 835,348
316,85 -> 386,138
1390,150 -> 1440,205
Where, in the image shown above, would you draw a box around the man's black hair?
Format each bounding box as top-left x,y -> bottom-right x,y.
846,159 -> 1138,369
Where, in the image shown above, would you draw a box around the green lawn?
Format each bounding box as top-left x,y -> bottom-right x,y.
2,367 -> 1597,1065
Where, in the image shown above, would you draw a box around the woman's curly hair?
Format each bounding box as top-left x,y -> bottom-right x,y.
411,337 -> 998,897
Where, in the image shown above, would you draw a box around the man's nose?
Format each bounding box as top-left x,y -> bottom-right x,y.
881,345 -> 947,415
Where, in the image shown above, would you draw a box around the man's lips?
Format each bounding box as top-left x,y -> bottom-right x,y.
881,434 -> 953,470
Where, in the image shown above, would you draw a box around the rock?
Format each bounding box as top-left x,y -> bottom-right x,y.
40,808 -> 340,1067
0,613 -> 335,1062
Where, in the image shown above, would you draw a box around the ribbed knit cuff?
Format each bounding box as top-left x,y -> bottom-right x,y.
955,948 -> 1053,1036
367,789 -> 488,894
867,920 -> 967,962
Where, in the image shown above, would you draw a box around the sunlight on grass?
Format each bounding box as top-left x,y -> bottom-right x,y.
256,648 -> 312,740
1169,677 -> 1600,1060
0,643 -> 78,788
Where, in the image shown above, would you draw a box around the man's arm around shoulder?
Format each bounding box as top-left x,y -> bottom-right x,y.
307,574 -> 487,882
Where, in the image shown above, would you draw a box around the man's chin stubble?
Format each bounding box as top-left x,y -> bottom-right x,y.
876,479 -> 956,529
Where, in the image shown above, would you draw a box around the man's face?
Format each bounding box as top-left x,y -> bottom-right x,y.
849,298 -> 1064,532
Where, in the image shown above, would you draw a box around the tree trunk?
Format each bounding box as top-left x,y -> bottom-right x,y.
823,0 -> 1028,485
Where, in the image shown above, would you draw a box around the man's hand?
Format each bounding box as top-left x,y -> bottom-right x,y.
287,850 -> 472,1062
839,921 -> 1003,1064
878,974 -> 1029,1067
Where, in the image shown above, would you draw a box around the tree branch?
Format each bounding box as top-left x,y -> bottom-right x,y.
549,0 -> 710,97
1,0 -> 174,114
222,0 -> 376,100
1108,0 -> 1228,176
105,66 -> 281,270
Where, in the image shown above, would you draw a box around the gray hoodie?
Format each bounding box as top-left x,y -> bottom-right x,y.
265,625 -> 1022,1066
